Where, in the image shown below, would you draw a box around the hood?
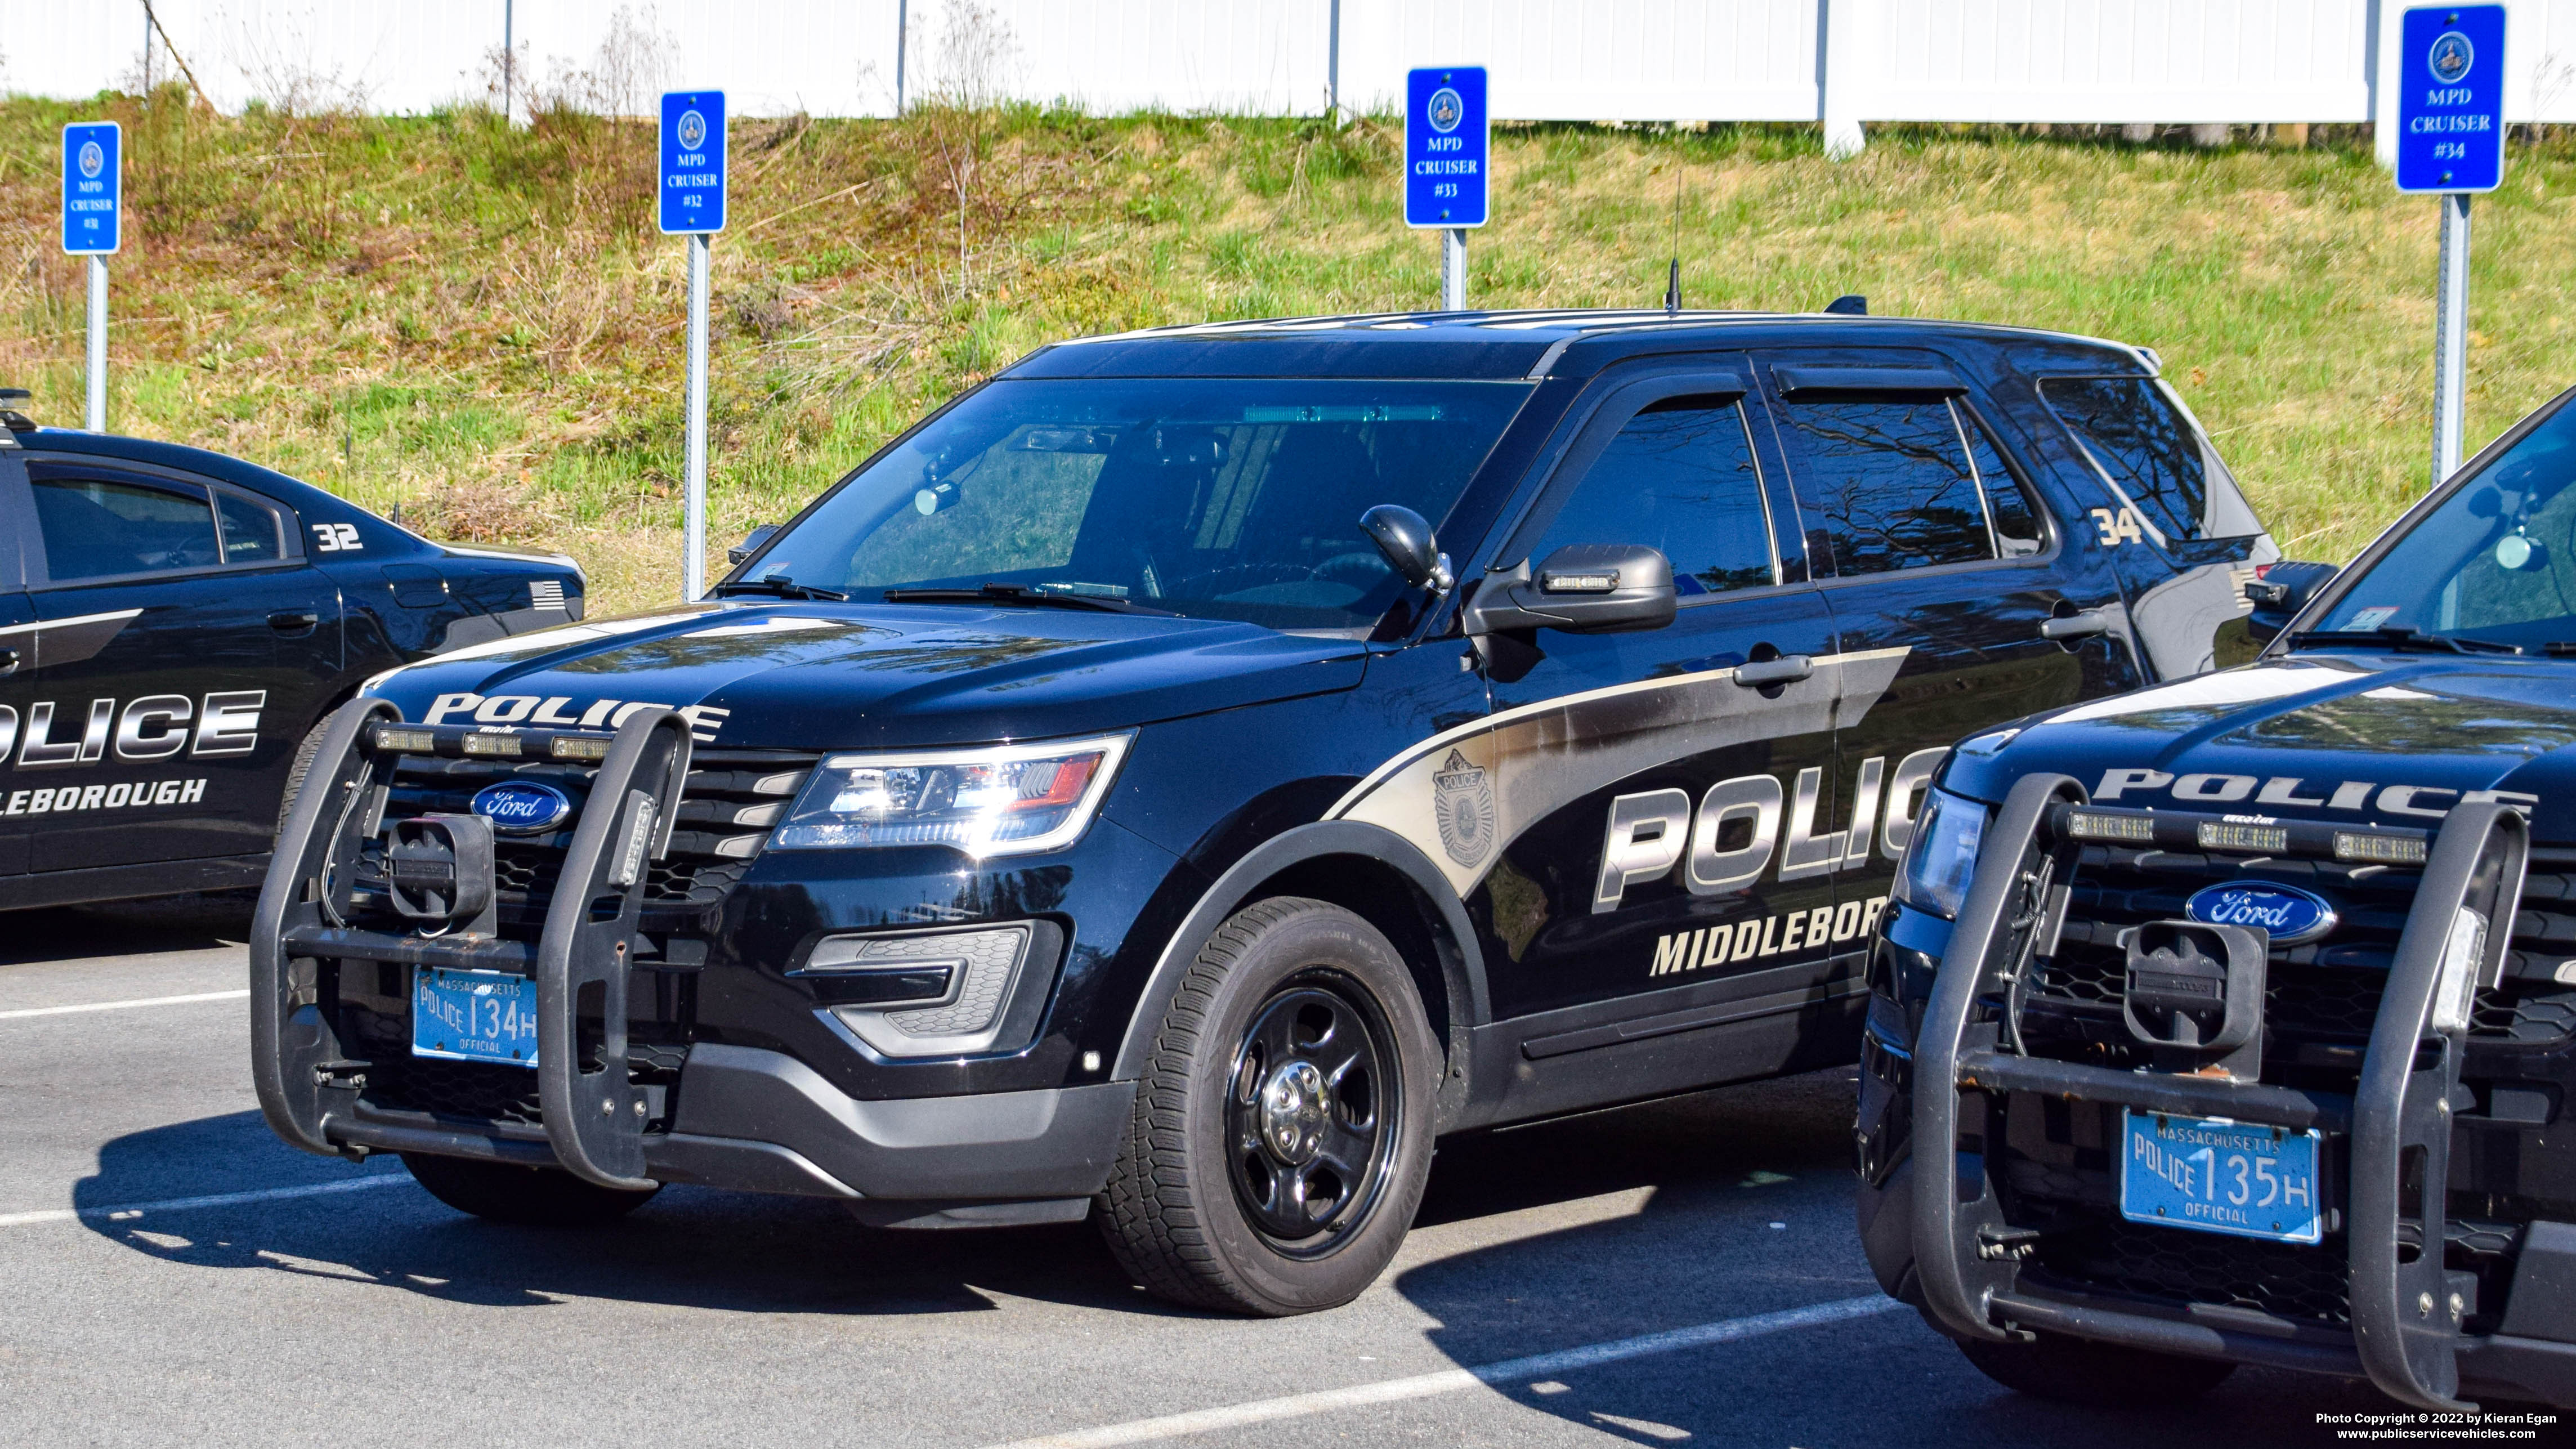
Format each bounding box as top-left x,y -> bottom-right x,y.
1944,652 -> 2576,844
364,602 -> 1368,750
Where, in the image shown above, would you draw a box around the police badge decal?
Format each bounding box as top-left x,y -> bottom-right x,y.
1431,748 -> 1496,868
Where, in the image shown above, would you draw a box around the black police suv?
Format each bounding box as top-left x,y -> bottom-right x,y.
1858,387 -> 2576,1412
0,417 -> 585,910
249,307 -> 2273,1316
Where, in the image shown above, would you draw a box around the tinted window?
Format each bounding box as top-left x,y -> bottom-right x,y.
758,378 -> 1533,630
1961,412 -> 2044,556
214,491 -> 285,564
1527,396 -> 1776,596
33,476 -> 222,580
2041,376 -> 2253,543
1777,398 -> 1991,575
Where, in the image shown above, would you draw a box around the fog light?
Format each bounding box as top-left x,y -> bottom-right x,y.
815,925 -> 1035,1058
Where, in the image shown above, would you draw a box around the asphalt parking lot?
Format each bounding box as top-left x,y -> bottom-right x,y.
2,900 -> 2422,1448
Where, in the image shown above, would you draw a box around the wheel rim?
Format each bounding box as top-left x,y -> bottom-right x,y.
1223,971 -> 1402,1254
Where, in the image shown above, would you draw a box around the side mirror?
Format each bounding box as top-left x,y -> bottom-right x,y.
1464,543 -> 1678,636
727,524 -> 782,566
1359,504 -> 1452,592
2243,560 -> 2338,642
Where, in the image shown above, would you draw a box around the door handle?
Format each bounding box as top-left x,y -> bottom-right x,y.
0,647 -> 17,677
2041,610 -> 2111,642
1732,654 -> 1813,688
267,610 -> 321,636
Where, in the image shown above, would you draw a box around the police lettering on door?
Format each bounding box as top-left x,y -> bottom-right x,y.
1596,747 -> 1948,975
0,690 -> 262,817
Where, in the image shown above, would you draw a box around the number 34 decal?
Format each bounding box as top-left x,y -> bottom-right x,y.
2090,506 -> 2145,547
310,522 -> 363,552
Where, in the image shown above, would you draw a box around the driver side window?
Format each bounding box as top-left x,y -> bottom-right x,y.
1526,396 -> 1778,597
32,475 -> 224,583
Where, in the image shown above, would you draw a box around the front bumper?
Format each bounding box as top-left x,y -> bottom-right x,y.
1861,776 -> 2576,1411
251,703 -> 1146,1223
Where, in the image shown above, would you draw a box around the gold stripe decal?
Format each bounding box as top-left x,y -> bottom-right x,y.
1326,647 -> 1911,898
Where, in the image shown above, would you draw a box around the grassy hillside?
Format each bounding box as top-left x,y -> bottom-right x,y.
2,91 -> 2571,615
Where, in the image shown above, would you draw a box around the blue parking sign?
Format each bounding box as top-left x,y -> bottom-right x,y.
1405,68 -> 1488,228
2396,5 -> 2506,193
61,122 -> 120,255
659,91 -> 726,234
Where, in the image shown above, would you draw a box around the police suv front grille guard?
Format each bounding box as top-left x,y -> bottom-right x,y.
251,699 -> 695,1191
1910,775 -> 2529,1413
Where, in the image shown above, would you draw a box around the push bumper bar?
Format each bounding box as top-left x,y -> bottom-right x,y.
252,699 -> 695,1191
1911,775 -> 2530,1412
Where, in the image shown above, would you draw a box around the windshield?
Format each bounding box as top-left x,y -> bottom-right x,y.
2316,397 -> 2576,651
744,378 -> 1533,630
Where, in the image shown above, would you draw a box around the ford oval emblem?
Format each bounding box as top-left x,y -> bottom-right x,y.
471,780 -> 573,837
2185,881 -> 2337,945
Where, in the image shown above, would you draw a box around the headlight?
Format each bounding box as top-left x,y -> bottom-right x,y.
772,732 -> 1130,856
1893,788 -> 1987,920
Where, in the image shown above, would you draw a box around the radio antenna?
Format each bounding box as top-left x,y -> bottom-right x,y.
1662,146 -> 1685,314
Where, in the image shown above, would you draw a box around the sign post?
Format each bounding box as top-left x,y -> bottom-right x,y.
2394,5 -> 2505,488
1403,68 -> 1487,311
659,90 -> 727,602
61,122 -> 122,433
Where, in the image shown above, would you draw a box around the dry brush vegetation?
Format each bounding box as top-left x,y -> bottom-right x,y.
1,83 -> 2570,615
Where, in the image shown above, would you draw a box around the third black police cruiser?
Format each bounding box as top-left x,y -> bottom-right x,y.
249,307 -> 2271,1315
1858,387 -> 2576,1411
0,401 -> 583,910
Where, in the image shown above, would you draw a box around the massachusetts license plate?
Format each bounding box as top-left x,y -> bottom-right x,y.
2121,1110 -> 2323,1244
412,968 -> 538,1068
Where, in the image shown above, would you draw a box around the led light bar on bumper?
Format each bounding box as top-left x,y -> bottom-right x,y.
772,734 -> 1130,856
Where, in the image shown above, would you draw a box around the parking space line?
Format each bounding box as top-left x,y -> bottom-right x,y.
0,989 -> 249,1021
989,1293 -> 1903,1448
0,1173 -> 413,1228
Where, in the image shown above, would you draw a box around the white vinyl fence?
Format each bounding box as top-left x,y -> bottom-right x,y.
7,0 -> 2576,160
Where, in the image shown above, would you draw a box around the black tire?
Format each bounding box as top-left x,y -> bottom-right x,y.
400,1152 -> 659,1227
1956,1330 -> 2237,1406
1098,896 -> 1439,1316
278,714 -> 335,840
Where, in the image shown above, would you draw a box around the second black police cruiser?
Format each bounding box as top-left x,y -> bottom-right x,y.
251,307 -> 2270,1315
0,399 -> 584,910
1857,387 -> 2576,1412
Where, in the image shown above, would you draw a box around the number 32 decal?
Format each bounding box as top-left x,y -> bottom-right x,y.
310,522 -> 363,552
2090,506 -> 2145,547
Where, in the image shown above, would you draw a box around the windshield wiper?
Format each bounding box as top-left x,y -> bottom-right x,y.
711,575 -> 849,602
2288,627 -> 2521,655
880,583 -> 1171,615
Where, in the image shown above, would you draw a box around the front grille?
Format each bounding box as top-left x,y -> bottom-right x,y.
336,744 -> 813,1130
2027,849 -> 2576,1048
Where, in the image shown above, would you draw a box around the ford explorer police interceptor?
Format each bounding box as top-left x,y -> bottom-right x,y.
1858,386 -> 2576,1411
0,408 -> 584,909
249,307 -> 2273,1316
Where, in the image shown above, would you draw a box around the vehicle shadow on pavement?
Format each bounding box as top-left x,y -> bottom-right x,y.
1396,1070 -> 2409,1447
74,1110 -> 1174,1320
0,895 -> 258,965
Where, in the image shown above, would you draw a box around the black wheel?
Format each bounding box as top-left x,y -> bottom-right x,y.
1956,1330 -> 2237,1406
400,1152 -> 659,1227
278,714 -> 335,839
1098,897 -> 1438,1316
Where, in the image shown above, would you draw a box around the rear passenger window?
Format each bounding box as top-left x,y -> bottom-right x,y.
1776,398 -> 1990,575
1961,413 -> 2046,556
2041,376 -> 2257,543
32,475 -> 222,581
214,491 -> 286,564
1527,396 -> 1777,596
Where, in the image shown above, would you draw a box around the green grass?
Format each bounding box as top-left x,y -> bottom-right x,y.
1,94 -> 2569,613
